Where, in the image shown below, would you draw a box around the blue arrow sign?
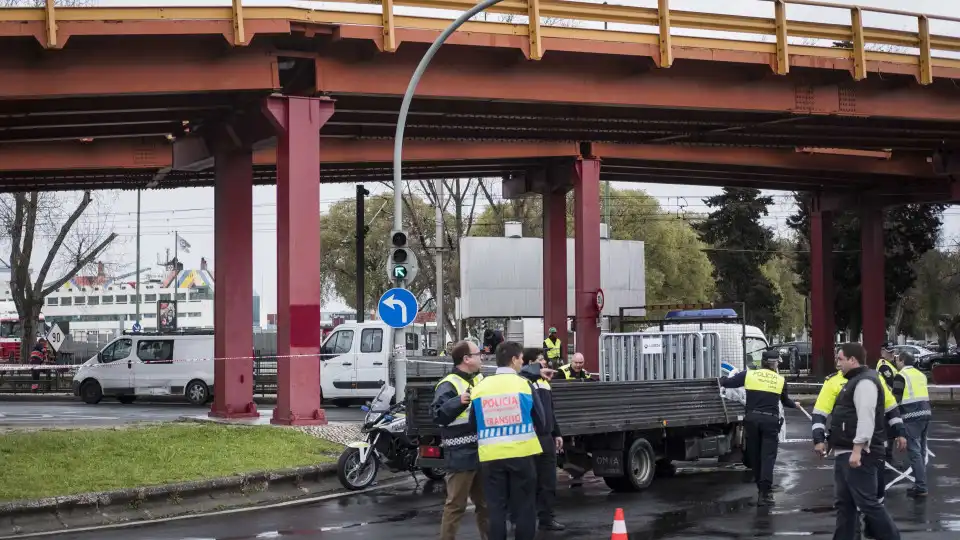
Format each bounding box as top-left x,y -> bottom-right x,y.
377,288 -> 419,329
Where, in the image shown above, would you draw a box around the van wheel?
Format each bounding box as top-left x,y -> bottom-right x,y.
80,380 -> 103,405
117,396 -> 137,405
185,380 -> 209,406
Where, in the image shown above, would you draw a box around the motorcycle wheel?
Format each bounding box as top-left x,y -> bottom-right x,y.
337,447 -> 379,491
421,467 -> 446,482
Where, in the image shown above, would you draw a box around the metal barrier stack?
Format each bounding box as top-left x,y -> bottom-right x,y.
599,332 -> 722,382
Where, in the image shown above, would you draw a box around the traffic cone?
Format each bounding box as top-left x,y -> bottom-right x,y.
611,507 -> 627,540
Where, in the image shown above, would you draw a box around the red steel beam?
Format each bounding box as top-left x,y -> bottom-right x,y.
315,48 -> 960,122
0,139 -> 582,172
0,138 -> 936,181
0,38 -> 279,99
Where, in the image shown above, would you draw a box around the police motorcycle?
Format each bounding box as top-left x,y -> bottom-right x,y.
336,383 -> 447,490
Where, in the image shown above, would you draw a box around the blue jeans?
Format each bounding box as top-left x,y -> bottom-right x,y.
905,419 -> 930,492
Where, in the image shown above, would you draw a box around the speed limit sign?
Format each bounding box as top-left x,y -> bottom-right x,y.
46,323 -> 67,352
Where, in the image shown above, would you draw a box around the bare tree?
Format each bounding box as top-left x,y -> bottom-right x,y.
0,191 -> 117,361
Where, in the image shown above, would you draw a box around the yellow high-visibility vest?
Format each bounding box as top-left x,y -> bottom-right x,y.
900,366 -> 932,421
544,338 -> 562,360
436,373 -> 484,426
744,369 -> 785,395
470,373 -> 542,462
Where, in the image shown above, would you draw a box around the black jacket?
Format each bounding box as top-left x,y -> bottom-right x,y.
829,367 -> 886,457
519,363 -> 562,444
431,369 -> 483,472
720,369 -> 797,416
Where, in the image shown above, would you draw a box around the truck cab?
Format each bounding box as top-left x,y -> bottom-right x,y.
320,320 -> 423,407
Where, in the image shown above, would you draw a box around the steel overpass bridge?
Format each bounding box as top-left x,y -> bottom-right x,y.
1,0 -> 959,422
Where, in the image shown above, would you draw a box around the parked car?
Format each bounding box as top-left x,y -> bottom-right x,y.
916,351 -> 960,372
777,341 -> 811,373
891,344 -> 936,361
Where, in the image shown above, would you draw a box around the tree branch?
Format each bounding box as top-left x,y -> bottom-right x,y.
34,190 -> 93,295
41,232 -> 117,297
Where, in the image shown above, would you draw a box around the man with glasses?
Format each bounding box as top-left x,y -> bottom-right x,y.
433,340 -> 490,540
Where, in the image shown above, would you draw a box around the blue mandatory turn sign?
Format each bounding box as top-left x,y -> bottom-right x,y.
377,288 -> 419,329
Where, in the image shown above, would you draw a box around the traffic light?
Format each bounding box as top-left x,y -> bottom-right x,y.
388,230 -> 418,285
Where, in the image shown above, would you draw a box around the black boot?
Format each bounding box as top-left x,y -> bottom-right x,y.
539,520 -> 566,531
757,491 -> 775,506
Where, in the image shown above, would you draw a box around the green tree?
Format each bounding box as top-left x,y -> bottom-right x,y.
786,195 -> 944,337
761,240 -> 806,339
694,188 -> 781,332
470,187 -> 716,304
902,247 -> 960,339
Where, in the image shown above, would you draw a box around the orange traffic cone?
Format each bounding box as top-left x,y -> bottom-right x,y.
611,507 -> 627,540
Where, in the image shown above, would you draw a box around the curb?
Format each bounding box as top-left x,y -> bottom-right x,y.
0,463 -> 336,518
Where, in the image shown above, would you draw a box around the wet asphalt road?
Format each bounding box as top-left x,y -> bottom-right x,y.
46,409 -> 960,539
0,401 -> 366,428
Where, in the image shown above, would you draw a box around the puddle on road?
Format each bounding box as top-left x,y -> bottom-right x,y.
625,496 -> 756,539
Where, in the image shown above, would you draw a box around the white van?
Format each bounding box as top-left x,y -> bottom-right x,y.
73,333 -> 214,406
642,309 -> 770,372
320,320 -> 425,407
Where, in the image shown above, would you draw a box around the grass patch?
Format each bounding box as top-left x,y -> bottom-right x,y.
0,424 -> 342,502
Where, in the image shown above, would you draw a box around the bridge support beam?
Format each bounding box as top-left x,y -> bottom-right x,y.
264,96 -> 334,426
208,146 -> 258,419
573,158 -> 602,374
542,186 -> 568,367
860,204 -> 886,366
809,199 -> 835,379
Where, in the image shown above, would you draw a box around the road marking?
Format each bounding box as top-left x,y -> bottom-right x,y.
0,479 -> 411,539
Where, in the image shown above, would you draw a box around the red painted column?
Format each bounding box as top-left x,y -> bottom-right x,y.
542,187 -> 568,366
263,96 -> 334,426
809,202 -> 835,379
572,158 -> 602,373
860,204 -> 886,366
209,147 -> 258,419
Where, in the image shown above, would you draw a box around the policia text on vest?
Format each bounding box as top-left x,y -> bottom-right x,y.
721,366 -> 799,504
471,358 -> 549,540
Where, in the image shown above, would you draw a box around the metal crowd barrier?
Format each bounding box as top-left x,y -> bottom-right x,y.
600,331 -> 722,382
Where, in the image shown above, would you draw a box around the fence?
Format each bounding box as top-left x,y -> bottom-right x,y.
599,332 -> 723,382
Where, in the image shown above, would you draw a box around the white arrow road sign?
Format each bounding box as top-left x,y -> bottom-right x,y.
384,294 -> 408,324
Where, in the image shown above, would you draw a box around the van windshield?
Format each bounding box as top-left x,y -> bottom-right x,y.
745,337 -> 769,367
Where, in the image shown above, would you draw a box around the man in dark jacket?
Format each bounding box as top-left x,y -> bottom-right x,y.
432,340 -> 490,540
519,349 -> 565,531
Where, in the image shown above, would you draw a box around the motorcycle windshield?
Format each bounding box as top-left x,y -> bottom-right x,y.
369,384 -> 395,413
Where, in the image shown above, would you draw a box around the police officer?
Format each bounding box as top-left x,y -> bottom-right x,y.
559,352 -> 594,380
721,350 -> 799,505
471,341 -> 547,540
432,340 -> 490,540
876,345 -> 898,388
811,355 -> 906,538
519,349 -> 564,531
892,352 -> 932,498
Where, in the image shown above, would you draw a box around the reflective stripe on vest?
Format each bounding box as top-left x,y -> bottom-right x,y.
437,373 -> 484,427
744,369 -> 785,395
900,366 -> 932,420
533,378 -> 552,391
471,373 -> 542,462
560,365 -> 590,379
813,370 -> 903,432
544,338 -> 561,359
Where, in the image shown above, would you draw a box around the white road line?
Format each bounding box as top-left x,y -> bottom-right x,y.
0,479 -> 412,540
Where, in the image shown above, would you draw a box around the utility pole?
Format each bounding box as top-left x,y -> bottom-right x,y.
356,185 -> 369,322
135,189 -> 141,323
434,179 -> 444,352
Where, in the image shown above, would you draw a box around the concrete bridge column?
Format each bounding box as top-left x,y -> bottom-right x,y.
209,147 -> 258,419
264,96 -> 334,426
809,199 -> 835,378
572,158 -> 602,373
542,187 -> 568,366
860,205 -> 885,366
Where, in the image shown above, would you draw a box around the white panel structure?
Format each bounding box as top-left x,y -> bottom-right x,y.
459,237 -> 645,318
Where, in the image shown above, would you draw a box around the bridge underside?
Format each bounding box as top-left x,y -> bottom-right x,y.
3,27 -> 960,418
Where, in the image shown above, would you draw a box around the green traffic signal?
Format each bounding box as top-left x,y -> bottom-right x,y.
393,265 -> 408,279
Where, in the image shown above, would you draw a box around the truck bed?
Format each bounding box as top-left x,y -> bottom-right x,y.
406,378 -> 745,438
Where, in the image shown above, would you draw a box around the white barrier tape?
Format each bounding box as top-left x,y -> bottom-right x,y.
797,406 -> 813,421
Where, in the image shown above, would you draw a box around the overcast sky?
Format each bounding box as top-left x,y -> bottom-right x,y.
9,0 -> 960,321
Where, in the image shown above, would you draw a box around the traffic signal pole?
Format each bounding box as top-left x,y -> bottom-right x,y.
391,0 -> 504,402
